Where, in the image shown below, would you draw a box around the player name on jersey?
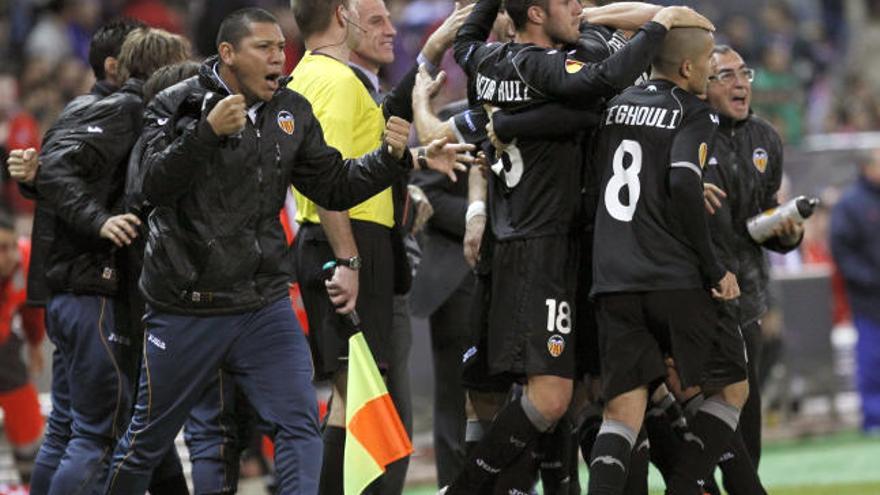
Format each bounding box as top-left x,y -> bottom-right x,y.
604,104 -> 681,129
476,73 -> 531,103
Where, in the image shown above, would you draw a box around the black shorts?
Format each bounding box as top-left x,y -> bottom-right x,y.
575,228 -> 600,378
596,289 -> 735,401
702,301 -> 749,391
486,235 -> 579,379
294,221 -> 394,380
462,271 -> 518,393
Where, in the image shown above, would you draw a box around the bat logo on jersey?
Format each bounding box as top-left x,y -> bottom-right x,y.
277,111 -> 295,135
565,59 -> 585,74
547,335 -> 565,357
699,142 -> 708,169
752,148 -> 768,173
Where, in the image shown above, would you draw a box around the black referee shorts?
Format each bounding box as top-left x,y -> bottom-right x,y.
596,289 -> 746,401
294,221 -> 394,380
486,235 -> 579,379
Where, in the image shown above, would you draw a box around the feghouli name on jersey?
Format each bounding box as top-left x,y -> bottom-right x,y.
604,104 -> 681,129
476,73 -> 531,103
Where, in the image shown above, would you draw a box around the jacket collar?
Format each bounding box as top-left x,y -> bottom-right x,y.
91,80 -> 116,97
718,108 -> 754,131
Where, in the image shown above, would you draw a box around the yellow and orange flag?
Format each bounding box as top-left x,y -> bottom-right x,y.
344,332 -> 413,495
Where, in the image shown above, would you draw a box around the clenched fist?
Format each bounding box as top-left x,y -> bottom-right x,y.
7,148 -> 39,185
207,94 -> 247,137
384,116 -> 411,159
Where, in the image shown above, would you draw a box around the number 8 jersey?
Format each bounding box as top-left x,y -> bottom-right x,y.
591,80 -> 719,295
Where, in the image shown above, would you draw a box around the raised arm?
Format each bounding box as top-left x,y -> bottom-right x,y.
581,2 -> 663,32
453,0 -> 503,78
384,2 -> 475,121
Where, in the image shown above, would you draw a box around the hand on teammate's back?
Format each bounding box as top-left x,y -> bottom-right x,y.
703,183 -> 726,215
712,271 -> 740,300
414,65 -> 446,101
652,6 -> 715,32
100,213 -> 142,247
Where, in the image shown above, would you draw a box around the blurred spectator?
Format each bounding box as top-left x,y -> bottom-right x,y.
752,41 -> 804,144
831,149 -> 880,433
719,14 -> 761,64
122,0 -> 184,34
0,74 -> 40,215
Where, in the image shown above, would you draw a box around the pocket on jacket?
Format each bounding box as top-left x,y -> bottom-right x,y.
197,235 -> 260,288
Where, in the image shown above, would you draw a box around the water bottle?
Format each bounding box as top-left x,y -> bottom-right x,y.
746,195 -> 820,243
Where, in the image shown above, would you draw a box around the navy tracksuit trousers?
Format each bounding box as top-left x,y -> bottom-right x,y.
105,296 -> 322,495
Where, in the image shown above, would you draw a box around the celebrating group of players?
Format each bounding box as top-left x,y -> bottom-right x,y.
1,0 -> 806,494
418,1 -> 804,494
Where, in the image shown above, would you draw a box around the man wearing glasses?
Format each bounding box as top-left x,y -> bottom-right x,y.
703,44 -> 804,495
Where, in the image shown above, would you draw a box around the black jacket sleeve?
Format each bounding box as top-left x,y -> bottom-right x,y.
141,98 -> 218,208
518,22 -> 667,101
670,167 -> 726,286
290,107 -> 413,211
36,102 -> 137,238
410,169 -> 468,239
493,103 -> 601,143
453,0 -> 503,77
16,181 -> 38,200
383,63 -> 418,121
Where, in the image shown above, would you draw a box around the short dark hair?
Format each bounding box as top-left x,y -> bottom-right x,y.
88,18 -> 146,81
117,28 -> 190,82
292,0 -> 349,39
505,0 -> 549,31
143,61 -> 200,101
217,8 -> 279,48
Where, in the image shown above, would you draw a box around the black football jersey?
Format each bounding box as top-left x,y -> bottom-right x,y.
591,80 -> 719,295
453,3 -> 666,240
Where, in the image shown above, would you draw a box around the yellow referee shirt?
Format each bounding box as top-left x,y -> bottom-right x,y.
288,52 -> 393,227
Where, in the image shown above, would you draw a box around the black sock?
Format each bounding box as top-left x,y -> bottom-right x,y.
667,398 -> 740,495
587,420 -> 636,495
622,428 -> 649,495
540,414 -> 579,495
448,396 -> 546,494
719,431 -> 767,495
319,425 -> 346,495
578,410 -> 602,470
644,405 -> 681,484
465,419 -> 488,458
702,475 -> 722,495
491,446 -> 540,495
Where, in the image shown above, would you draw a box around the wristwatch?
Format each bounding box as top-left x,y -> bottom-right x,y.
335,256 -> 362,270
417,147 -> 429,169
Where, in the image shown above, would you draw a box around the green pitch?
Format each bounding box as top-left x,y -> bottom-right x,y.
404,431 -> 880,495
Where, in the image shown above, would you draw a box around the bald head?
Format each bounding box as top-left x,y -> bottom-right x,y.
651,27 -> 715,94
653,28 -> 713,75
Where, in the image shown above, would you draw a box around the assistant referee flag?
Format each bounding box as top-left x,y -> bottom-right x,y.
344,332 -> 413,495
